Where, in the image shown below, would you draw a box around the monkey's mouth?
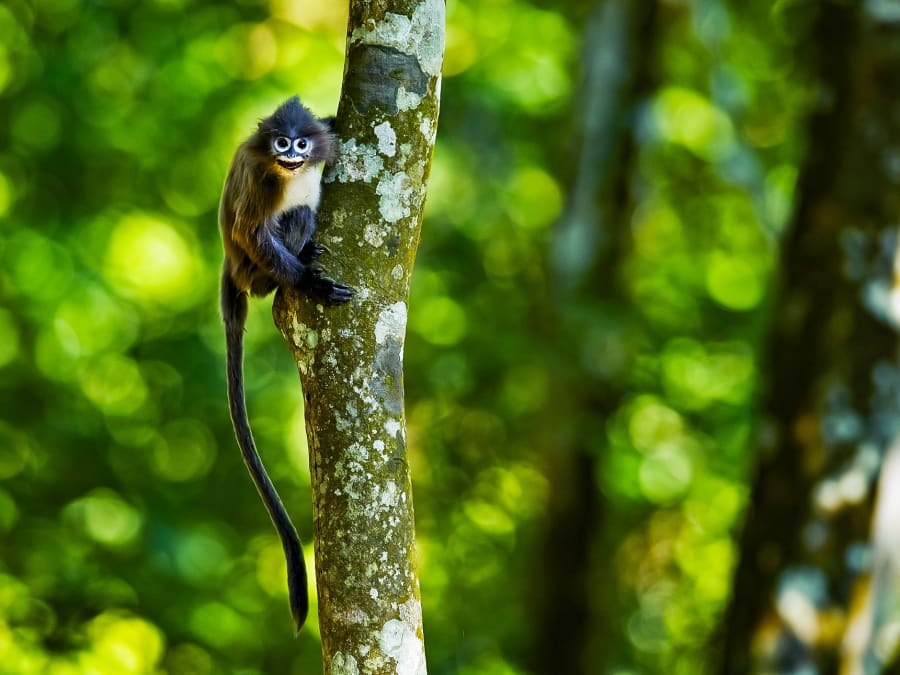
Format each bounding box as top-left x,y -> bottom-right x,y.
277,159 -> 305,171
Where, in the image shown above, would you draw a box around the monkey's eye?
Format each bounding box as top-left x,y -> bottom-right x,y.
293,138 -> 309,153
273,136 -> 291,153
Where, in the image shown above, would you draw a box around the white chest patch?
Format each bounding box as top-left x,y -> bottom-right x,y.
277,166 -> 322,215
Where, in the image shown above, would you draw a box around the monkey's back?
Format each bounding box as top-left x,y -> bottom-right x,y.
219,142 -> 285,296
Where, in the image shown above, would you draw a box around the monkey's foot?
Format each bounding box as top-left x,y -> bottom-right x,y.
306,270 -> 354,304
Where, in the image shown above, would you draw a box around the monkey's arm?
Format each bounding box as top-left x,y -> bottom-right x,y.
256,225 -> 309,287
231,219 -> 308,286
280,206 -> 318,258
279,207 -> 329,266
234,218 -> 353,303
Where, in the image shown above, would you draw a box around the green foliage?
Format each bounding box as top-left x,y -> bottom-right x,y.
0,0 -> 817,673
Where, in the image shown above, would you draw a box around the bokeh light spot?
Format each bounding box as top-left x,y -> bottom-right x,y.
152,420 -> 216,482
706,252 -> 765,310
174,528 -> 229,584
189,602 -> 253,648
661,338 -> 756,409
628,397 -> 684,454
82,613 -> 165,674
465,500 -> 515,536
270,0 -> 347,32
482,8 -> 574,112
105,213 -> 203,308
65,490 -> 143,547
78,354 -> 148,416
505,166 -> 562,230
640,447 -> 693,503
54,284 -> 139,358
411,296 -> 467,346
7,230 -> 74,303
654,87 -> 734,159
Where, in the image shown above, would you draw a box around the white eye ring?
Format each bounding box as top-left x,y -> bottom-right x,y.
293,138 -> 309,153
273,136 -> 291,153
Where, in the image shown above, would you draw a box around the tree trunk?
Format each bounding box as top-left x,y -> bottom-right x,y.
533,1 -> 658,672
721,1 -> 900,672
272,2 -> 444,673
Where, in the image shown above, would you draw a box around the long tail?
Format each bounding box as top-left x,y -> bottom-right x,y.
221,266 -> 308,632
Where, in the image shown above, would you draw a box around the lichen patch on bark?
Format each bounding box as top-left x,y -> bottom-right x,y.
378,618 -> 426,675
332,652 -> 361,675
375,302 -> 408,345
375,122 -> 398,157
397,87 -> 423,112
376,172 -> 414,223
331,138 -> 385,184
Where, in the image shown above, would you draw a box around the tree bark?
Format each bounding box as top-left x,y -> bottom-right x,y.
272,2 -> 444,673
721,2 -> 900,672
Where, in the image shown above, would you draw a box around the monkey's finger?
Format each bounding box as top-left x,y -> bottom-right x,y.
298,242 -> 328,265
309,277 -> 354,305
328,284 -> 354,304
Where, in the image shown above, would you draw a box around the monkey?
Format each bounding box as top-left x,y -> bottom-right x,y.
219,96 -> 352,632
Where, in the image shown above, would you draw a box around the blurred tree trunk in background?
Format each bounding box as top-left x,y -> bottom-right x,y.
273,1 -> 443,672
532,1 -> 658,672
721,1 -> 900,672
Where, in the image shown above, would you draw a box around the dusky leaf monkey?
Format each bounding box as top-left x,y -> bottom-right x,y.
219,96 -> 352,631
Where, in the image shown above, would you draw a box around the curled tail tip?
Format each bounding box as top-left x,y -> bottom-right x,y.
291,595 -> 309,634
286,547 -> 309,632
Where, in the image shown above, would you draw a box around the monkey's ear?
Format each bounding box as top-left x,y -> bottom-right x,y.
320,116 -> 336,132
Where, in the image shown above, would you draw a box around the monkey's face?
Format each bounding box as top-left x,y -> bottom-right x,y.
254,96 -> 336,173
271,135 -> 316,173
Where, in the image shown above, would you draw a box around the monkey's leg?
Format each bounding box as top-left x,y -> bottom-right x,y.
254,228 -> 352,304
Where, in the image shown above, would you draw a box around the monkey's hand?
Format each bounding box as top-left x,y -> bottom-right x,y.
298,241 -> 328,265
305,267 -> 354,305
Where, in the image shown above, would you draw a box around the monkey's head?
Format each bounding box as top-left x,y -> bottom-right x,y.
253,96 -> 335,174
